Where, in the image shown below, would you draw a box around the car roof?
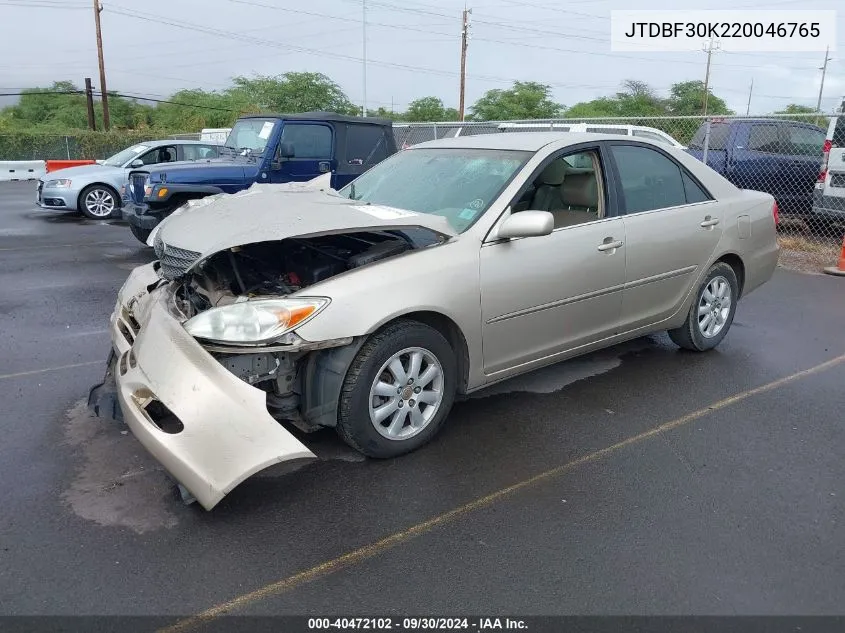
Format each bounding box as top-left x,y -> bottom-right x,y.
409,131 -> 657,152
141,139 -> 223,146
238,111 -> 392,126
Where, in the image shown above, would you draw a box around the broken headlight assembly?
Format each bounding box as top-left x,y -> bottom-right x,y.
182,297 -> 330,345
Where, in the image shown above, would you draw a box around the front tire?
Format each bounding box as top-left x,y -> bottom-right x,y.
79,184 -> 119,220
129,224 -> 152,245
337,320 -> 457,458
668,262 -> 739,351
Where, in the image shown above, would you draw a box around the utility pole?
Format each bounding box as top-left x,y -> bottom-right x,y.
745,78 -> 753,116
92,0 -> 110,130
817,46 -> 832,112
84,77 -> 96,131
701,37 -> 720,116
458,7 -> 471,121
362,0 -> 367,117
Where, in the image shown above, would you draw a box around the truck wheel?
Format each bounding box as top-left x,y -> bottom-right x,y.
668,262 -> 739,352
129,224 -> 152,246
336,320 -> 457,458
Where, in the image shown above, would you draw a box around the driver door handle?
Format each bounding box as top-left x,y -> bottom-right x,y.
700,216 -> 720,228
597,239 -> 624,252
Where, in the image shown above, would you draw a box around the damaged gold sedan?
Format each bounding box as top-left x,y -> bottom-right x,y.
89,133 -> 779,510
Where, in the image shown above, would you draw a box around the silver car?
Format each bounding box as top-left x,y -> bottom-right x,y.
90,132 -> 780,510
36,140 -> 221,219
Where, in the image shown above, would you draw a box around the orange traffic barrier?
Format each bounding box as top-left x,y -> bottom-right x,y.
45,159 -> 97,173
824,234 -> 845,277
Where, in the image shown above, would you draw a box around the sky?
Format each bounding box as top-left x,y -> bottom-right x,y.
0,0 -> 843,116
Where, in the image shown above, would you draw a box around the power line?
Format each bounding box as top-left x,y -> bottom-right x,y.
102,5 -> 625,91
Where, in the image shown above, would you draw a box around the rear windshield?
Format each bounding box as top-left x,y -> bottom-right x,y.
690,123 -> 730,150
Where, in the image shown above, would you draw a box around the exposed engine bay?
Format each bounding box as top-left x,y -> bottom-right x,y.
169,229 -> 442,432
173,229 -> 438,319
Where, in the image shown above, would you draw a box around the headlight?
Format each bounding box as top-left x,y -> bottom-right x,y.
45,179 -> 71,188
183,297 -> 330,345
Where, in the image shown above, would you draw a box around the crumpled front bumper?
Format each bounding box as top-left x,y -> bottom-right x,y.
122,202 -> 161,229
92,262 -> 317,510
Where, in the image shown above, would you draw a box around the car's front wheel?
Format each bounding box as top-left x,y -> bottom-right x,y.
79,184 -> 119,220
337,320 -> 457,458
668,262 -> 739,351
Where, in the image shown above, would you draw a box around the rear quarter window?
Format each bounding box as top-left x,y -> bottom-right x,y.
833,118 -> 845,147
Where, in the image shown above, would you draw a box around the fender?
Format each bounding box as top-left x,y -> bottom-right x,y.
148,183 -> 225,204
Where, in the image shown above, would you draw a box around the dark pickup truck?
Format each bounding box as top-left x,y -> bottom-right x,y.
123,112 -> 397,244
686,118 -> 826,216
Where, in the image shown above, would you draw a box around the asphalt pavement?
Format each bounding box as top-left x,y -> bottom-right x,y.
1,180 -> 844,624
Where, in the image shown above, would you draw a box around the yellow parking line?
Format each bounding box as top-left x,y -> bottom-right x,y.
159,352 -> 845,633
0,360 -> 103,381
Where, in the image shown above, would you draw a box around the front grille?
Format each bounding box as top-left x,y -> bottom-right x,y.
130,172 -> 148,204
159,243 -> 201,281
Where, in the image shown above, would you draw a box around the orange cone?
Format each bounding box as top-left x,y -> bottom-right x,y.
824,234 -> 845,277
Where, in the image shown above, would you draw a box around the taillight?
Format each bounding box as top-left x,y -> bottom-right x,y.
773,200 -> 779,225
818,139 -> 832,183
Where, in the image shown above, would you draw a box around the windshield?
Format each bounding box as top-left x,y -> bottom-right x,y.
104,144 -> 149,167
337,148 -> 531,233
223,118 -> 277,156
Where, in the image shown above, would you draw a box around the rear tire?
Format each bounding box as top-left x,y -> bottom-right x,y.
668,262 -> 738,352
336,320 -> 457,458
129,224 -> 152,245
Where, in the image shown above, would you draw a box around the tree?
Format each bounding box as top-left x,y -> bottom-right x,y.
0,81 -> 156,131
666,80 -> 732,116
229,72 -> 358,115
565,80 -> 666,118
404,96 -> 458,122
148,89 -> 248,131
469,81 -> 563,121
775,103 -> 829,127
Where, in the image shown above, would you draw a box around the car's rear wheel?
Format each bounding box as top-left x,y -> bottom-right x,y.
668,262 -> 739,352
337,320 -> 457,458
129,224 -> 152,245
79,184 -> 119,220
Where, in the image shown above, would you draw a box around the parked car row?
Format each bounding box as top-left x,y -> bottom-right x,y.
85,126 -> 780,510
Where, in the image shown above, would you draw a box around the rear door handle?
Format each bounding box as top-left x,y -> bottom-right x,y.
597,239 -> 624,252
700,216 -> 720,228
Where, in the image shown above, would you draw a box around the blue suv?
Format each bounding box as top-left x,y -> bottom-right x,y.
123,112 -> 397,243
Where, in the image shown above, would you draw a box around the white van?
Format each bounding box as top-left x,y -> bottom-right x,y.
200,128 -> 232,144
811,99 -> 845,229
496,122 -> 685,148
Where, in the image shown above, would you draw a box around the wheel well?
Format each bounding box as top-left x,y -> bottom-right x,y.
77,182 -> 121,209
716,253 -> 745,297
381,311 -> 470,394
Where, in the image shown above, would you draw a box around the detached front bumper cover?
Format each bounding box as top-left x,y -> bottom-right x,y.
89,262 -> 317,510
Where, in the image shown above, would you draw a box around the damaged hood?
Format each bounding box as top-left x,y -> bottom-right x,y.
156,182 -> 458,259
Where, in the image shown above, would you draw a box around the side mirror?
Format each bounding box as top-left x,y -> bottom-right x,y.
496,211 -> 554,240
129,159 -> 144,168
279,142 -> 295,159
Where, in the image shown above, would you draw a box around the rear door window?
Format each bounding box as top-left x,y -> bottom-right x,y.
181,144 -> 219,161
345,124 -> 390,166
611,144 -> 711,213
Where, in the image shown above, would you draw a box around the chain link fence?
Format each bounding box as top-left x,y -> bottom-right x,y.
0,131 -> 201,161
394,113 -> 845,272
